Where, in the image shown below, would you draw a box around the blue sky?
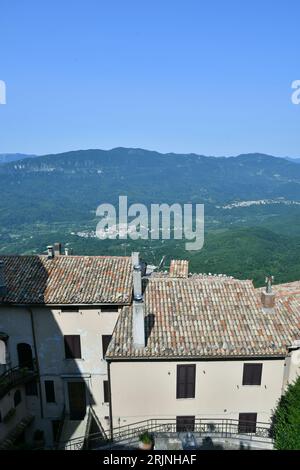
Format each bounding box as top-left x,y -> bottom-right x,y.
0,0 -> 299,157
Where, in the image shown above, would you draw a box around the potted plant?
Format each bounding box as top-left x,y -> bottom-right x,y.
33,429 -> 45,448
138,431 -> 153,450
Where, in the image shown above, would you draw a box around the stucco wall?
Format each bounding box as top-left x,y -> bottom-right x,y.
110,359 -> 285,427
0,305 -> 120,445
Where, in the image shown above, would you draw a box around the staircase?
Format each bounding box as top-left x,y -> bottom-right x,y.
58,413 -> 90,450
0,414 -> 34,450
58,407 -> 108,450
0,361 -> 38,399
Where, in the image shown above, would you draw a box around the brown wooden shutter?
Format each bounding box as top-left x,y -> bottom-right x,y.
64,335 -> 81,359
103,380 -> 110,403
176,416 -> 195,432
238,413 -> 257,433
242,364 -> 262,385
177,365 -> 196,398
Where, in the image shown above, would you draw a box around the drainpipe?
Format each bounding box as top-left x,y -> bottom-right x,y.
28,307 -> 44,419
107,360 -> 113,441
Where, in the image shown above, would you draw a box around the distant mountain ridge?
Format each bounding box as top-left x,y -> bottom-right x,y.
1,147 -> 300,285
0,153 -> 37,164
0,147 -> 300,230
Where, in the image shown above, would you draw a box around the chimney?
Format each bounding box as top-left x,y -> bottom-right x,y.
0,260 -> 7,297
54,242 -> 62,257
47,246 -> 54,260
133,298 -> 145,349
261,275 -> 275,309
132,252 -> 142,300
170,259 -> 189,278
131,252 -> 145,349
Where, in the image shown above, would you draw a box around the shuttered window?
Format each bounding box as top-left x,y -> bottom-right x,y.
242,363 -> 262,385
103,380 -> 110,403
176,416 -> 195,432
238,413 -> 257,433
45,380 -> 56,403
176,365 -> 196,399
102,335 -> 112,358
64,335 -> 81,359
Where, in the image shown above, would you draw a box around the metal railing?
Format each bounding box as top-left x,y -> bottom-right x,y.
61,417 -> 273,450
0,360 -> 38,399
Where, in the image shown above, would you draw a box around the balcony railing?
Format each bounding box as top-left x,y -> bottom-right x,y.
60,417 -> 273,450
0,360 -> 38,399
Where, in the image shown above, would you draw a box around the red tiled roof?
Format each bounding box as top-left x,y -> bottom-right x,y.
107,275 -> 300,359
0,255 -> 132,305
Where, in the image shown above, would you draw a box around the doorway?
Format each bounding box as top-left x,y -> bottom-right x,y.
67,381 -> 86,420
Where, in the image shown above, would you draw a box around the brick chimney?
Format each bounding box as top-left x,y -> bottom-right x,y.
261,275 -> 275,309
131,252 -> 145,349
170,259 -> 189,278
0,260 -> 7,297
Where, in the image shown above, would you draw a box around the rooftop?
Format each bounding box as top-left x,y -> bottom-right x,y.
0,255 -> 132,305
107,274 -> 300,360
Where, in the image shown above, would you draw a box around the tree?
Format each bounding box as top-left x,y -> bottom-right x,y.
272,377 -> 300,449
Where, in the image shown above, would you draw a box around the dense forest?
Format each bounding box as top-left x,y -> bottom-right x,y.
0,148 -> 300,286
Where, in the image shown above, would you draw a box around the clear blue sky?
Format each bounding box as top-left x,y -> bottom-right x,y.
0,0 -> 300,157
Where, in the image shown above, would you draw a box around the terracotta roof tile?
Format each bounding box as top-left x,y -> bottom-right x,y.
107,276 -> 300,359
0,255 -> 132,305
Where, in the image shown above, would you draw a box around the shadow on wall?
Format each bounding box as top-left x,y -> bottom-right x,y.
0,254 -> 105,450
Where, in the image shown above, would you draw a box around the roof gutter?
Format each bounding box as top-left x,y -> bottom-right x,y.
106,354 -> 287,362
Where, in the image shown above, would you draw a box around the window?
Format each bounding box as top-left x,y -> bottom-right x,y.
14,389 -> 22,407
64,335 -> 81,359
102,335 -> 112,358
103,380 -> 110,403
45,380 -> 56,403
242,364 -> 262,385
176,365 -> 196,399
176,416 -> 195,432
25,380 -> 38,396
238,413 -> 257,433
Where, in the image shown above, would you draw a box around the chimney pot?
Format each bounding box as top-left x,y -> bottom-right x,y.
261,275 -> 276,309
132,252 -> 142,300
47,246 -> 54,260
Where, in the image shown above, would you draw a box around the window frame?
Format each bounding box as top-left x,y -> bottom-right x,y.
64,335 -> 82,359
176,364 -> 196,399
103,380 -> 110,403
238,413 -> 257,434
242,363 -> 263,386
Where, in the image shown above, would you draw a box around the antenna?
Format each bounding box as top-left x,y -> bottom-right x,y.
158,255 -> 166,271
